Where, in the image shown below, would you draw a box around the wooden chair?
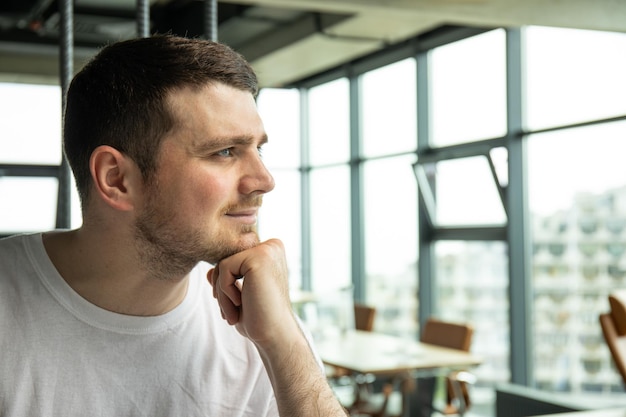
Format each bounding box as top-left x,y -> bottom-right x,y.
600,290 -> 626,387
354,303 -> 377,333
415,318 -> 475,417
350,317 -> 475,417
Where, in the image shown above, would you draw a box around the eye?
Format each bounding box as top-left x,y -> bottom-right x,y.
216,148 -> 232,157
257,145 -> 264,157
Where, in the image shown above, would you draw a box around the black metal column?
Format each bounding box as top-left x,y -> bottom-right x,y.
56,0 -> 73,229
506,28 -> 533,386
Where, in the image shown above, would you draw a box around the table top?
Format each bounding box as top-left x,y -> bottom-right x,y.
533,409 -> 626,417
314,329 -> 483,376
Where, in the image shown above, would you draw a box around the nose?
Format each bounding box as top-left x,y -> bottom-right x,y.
239,153 -> 275,196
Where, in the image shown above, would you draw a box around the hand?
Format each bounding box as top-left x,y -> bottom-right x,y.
207,239 -> 298,347
208,239 -> 349,416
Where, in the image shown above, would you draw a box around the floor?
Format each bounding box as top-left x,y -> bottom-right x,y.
332,380 -> 497,417
462,387 -> 496,416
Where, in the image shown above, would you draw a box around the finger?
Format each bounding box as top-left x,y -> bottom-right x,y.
215,262 -> 243,308
216,281 -> 241,325
209,265 -> 243,325
206,268 -> 217,299
214,265 -> 245,324
218,277 -> 242,308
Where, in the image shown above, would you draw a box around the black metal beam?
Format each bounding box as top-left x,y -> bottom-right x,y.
0,164 -> 59,177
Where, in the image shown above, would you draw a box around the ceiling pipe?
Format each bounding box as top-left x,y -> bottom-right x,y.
137,0 -> 150,37
56,0 -> 73,229
204,0 -> 218,41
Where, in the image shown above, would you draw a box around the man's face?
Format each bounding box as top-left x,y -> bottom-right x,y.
134,83 -> 275,274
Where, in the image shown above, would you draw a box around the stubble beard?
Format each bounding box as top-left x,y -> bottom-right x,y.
134,193 -> 262,281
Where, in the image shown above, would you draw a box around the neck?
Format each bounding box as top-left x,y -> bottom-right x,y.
43,228 -> 191,316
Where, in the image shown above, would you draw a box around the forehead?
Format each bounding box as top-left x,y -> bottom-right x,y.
165,83 -> 264,141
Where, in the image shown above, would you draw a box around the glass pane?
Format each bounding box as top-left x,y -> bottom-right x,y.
525,27 -> 626,131
0,177 -> 58,233
430,29 -> 507,146
421,156 -> 507,226
435,240 -> 510,387
529,120 -> 626,392
70,175 -> 82,229
490,146 -> 509,188
0,83 -> 62,165
257,88 -> 302,288
310,165 -> 351,292
363,155 -> 418,338
257,88 -> 301,169
258,170 -> 302,289
361,58 -> 417,157
308,78 -> 350,165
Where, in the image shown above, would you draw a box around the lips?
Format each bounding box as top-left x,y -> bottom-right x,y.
225,208 -> 259,225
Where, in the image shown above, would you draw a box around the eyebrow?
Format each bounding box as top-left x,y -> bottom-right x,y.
191,133 -> 268,154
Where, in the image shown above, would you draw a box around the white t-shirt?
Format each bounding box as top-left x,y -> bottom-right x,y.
0,233 -> 280,417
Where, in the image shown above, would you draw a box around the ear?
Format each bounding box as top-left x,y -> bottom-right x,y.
89,145 -> 138,211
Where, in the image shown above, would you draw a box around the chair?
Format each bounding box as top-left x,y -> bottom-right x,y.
349,317 -> 475,417
599,290 -> 626,387
354,303 -> 377,333
415,318 -> 475,417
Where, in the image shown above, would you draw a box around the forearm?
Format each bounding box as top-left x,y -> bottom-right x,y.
256,324 -> 348,417
209,241 -> 348,415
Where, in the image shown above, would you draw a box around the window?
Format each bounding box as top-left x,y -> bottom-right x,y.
528,120 -> 626,392
0,83 -> 76,233
525,27 -> 626,131
360,58 -> 417,157
358,58 -> 420,336
307,79 -> 352,292
257,88 -> 303,288
308,78 -> 350,165
422,29 -> 510,392
0,83 -> 62,165
0,177 -> 58,232
309,165 -> 351,292
363,155 -> 418,337
430,29 -> 507,146
435,240 -> 510,385
417,155 -> 507,227
525,25 -> 626,394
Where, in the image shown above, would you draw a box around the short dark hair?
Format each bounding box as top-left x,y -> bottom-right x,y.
63,34 -> 259,206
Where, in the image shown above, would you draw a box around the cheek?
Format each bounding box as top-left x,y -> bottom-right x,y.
182,174 -> 230,212
158,160 -> 235,213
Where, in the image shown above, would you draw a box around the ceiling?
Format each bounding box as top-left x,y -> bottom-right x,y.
0,0 -> 624,88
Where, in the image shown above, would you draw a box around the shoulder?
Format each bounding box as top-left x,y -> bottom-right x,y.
0,233 -> 40,284
0,232 -> 31,253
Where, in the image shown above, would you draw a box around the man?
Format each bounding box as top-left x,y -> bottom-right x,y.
0,35 -> 347,416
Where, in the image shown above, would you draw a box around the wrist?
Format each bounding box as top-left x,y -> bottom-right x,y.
253,313 -> 306,357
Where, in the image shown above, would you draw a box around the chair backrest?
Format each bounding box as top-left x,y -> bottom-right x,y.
600,291 -> 626,387
420,317 -> 473,351
609,290 -> 626,336
419,317 -> 475,414
354,303 -> 376,332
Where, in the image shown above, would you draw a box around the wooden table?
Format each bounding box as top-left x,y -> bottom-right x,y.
533,410 -> 626,417
315,329 -> 483,377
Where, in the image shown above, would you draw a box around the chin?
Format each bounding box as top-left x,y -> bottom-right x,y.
206,232 -> 260,264
238,232 -> 261,251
